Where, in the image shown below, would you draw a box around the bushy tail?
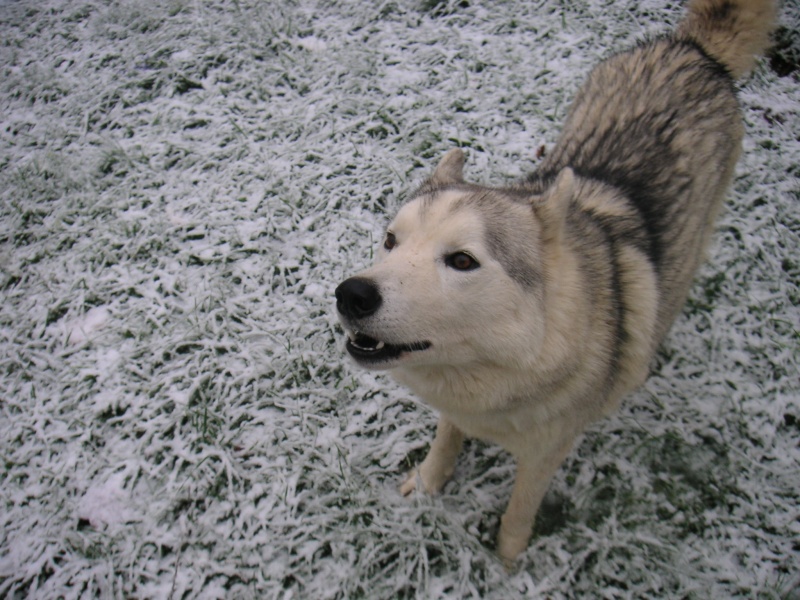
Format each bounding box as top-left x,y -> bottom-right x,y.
677,0 -> 777,78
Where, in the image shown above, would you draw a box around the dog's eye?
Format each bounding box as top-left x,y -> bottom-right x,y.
446,252 -> 479,271
383,232 -> 397,251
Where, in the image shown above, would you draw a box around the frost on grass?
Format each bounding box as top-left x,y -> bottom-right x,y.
0,0 -> 798,598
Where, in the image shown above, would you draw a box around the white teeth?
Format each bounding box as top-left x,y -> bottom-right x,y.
347,331 -> 386,352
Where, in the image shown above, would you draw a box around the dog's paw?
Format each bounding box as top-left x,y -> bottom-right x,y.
496,527 -> 529,566
399,469 -> 421,496
399,465 -> 447,496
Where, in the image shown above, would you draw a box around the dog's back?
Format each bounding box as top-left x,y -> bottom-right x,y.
529,0 -> 776,343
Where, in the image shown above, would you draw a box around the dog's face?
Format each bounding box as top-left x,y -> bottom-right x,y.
336,150 -> 559,373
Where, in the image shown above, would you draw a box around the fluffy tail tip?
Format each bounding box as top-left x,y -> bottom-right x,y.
678,0 -> 778,79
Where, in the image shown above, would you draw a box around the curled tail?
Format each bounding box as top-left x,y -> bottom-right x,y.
677,0 -> 777,78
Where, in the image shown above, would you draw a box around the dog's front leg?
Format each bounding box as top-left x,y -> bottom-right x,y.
497,436 -> 575,564
400,417 -> 464,496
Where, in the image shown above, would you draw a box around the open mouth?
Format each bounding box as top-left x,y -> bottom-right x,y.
345,331 -> 431,365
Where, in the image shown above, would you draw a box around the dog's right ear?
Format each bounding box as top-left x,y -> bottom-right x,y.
535,167 -> 574,244
428,149 -> 465,186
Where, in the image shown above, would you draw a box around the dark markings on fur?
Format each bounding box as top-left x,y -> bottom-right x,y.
585,207 -> 650,260
709,1 -> 734,22
529,37 -> 739,275
606,244 -> 626,390
566,206 -> 625,391
412,183 -> 542,289
681,37 -> 740,79
579,207 -> 633,388
575,165 -> 690,270
450,190 -> 542,288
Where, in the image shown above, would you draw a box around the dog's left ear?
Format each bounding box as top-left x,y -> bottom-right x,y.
535,167 -> 574,242
428,149 -> 465,186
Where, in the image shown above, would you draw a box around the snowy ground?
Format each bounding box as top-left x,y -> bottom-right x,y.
0,0 -> 798,597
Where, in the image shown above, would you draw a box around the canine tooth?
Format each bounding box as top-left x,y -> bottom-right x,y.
375,341 -> 385,350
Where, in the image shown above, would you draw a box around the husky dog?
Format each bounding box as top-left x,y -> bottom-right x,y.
335,0 -> 775,563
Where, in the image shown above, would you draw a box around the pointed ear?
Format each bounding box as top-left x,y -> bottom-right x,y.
535,167 -> 574,242
428,148 -> 465,186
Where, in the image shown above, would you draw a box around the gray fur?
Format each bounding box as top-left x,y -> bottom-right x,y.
450,190 -> 542,289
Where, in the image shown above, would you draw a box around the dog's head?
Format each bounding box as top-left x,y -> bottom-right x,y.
335,149 -> 574,372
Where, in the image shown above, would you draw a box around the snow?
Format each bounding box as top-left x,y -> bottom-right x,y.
0,0 -> 798,597
65,306 -> 111,346
77,470 -> 139,529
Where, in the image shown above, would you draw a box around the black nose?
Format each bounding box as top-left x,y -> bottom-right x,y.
335,277 -> 382,320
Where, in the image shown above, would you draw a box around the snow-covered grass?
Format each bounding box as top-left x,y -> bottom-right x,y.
0,0 -> 797,597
